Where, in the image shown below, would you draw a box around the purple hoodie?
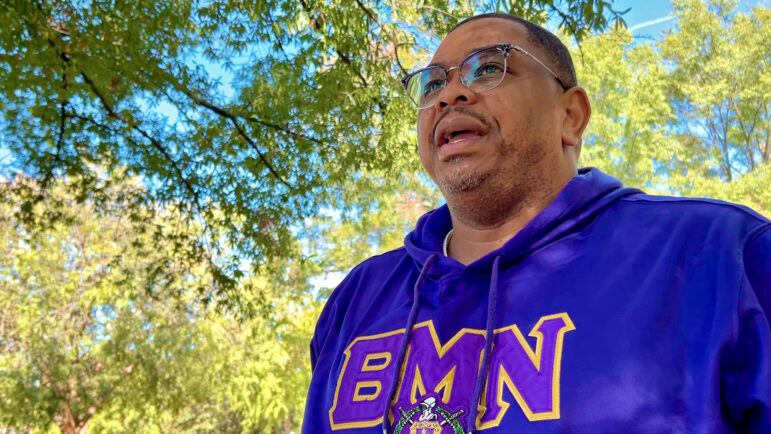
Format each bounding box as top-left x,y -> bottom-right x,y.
304,168 -> 771,433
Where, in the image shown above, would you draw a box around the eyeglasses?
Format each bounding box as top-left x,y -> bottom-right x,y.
401,44 -> 569,109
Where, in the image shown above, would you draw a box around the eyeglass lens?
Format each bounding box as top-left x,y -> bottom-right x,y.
406,46 -> 507,109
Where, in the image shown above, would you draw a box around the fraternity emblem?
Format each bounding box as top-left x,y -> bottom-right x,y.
394,396 -> 466,434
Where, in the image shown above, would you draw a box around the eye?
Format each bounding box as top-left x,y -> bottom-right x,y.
423,80 -> 444,96
474,62 -> 504,77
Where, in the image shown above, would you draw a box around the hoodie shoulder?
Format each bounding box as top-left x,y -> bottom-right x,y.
618,193 -> 769,228
338,247 -> 412,286
320,246 -> 410,311
310,247 -> 412,361
355,246 -> 411,269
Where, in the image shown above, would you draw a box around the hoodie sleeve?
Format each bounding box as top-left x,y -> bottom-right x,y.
309,288 -> 340,372
308,265 -> 360,371
744,225 -> 771,321
722,224 -> 771,432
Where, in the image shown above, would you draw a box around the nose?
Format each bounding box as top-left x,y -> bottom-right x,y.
433,67 -> 477,110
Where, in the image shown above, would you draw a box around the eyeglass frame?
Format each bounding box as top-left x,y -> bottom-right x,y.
401,43 -> 570,109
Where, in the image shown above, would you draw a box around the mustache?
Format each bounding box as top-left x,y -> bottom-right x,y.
430,107 -> 493,146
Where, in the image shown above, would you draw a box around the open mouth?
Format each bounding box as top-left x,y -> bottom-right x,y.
444,130 -> 480,144
433,113 -> 489,149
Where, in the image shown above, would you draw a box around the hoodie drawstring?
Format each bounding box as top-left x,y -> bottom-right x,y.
382,254 -> 438,434
467,255 -> 500,433
381,254 -> 500,434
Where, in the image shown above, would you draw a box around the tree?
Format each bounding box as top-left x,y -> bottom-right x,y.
4,1 -> 769,431
0,175 -> 219,433
574,0 -> 770,214
0,0 -> 628,309
660,0 -> 771,212
661,0 -> 771,183
576,28 -> 682,188
83,278 -> 321,433
307,173 -> 442,276
0,173 -> 336,433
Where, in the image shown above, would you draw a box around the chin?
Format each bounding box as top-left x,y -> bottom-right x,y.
437,169 -> 492,194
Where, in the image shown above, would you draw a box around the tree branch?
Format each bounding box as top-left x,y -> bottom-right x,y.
39,39 -> 69,198
354,0 -> 377,22
32,16 -> 204,211
298,0 -> 369,88
160,83 -> 321,146
178,90 -> 294,189
353,0 -> 408,77
77,70 -> 202,202
244,115 -> 322,145
335,48 -> 369,88
729,96 -> 760,171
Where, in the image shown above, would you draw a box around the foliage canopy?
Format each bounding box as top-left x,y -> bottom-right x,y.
0,0 -> 628,308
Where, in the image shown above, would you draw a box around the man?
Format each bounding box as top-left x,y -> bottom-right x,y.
303,13 -> 771,433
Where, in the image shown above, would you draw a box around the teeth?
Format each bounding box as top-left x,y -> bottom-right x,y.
445,130 -> 467,143
440,130 -> 478,145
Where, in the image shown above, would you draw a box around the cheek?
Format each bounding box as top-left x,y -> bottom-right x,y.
495,100 -> 554,142
417,141 -> 434,178
416,114 -> 433,154
417,111 -> 432,140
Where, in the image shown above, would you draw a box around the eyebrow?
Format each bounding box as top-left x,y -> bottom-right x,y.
426,44 -> 503,68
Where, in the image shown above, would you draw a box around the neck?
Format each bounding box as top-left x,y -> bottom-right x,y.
445,177 -> 569,265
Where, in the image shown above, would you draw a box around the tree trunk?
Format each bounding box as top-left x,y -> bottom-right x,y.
57,404 -> 82,434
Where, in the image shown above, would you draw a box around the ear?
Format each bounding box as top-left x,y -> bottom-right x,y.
560,87 -> 591,155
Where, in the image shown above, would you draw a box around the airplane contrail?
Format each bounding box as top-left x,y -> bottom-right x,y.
629,15 -> 677,32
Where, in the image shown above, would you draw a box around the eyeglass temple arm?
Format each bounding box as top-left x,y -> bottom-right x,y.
511,45 -> 570,90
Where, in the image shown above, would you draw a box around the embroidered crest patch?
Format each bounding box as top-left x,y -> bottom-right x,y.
393,396 -> 466,434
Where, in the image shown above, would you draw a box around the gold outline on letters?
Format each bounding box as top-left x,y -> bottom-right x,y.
353,381 -> 382,402
361,352 -> 392,372
329,328 -> 404,430
329,313 -> 575,431
478,312 -> 575,428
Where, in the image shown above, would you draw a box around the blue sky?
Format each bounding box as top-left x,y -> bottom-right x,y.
616,0 -> 769,38
619,0 -> 683,37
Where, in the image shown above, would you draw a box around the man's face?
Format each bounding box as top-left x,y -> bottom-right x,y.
417,18 -> 567,200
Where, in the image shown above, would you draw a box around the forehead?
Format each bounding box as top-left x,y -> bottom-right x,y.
430,18 -> 531,66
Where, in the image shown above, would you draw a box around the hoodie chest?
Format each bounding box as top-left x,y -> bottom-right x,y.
323,250 -> 735,433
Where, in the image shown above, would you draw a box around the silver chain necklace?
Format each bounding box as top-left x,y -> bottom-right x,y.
442,229 -> 453,256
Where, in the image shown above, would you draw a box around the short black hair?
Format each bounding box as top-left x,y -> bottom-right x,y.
449,13 -> 577,89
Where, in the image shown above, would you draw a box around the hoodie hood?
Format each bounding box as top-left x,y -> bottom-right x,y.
404,168 -> 642,276
386,167 -> 642,433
